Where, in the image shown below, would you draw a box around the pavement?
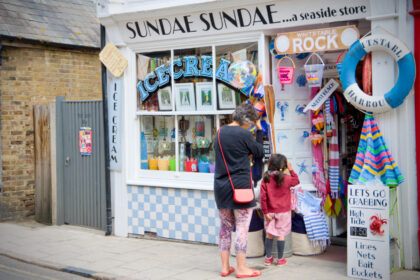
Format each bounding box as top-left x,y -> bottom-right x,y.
0,220 -> 419,280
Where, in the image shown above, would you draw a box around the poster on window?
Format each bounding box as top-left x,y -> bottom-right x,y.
79,127 -> 92,156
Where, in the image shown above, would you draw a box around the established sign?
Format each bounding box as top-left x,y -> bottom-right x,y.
347,184 -> 390,280
275,25 -> 360,54
122,1 -> 369,43
108,74 -> 122,170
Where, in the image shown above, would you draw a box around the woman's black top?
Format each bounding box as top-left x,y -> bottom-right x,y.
214,125 -> 264,209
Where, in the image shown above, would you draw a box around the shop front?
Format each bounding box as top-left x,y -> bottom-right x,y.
97,0 -> 418,270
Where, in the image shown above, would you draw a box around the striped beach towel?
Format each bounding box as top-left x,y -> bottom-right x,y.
349,115 -> 404,187
303,212 -> 330,249
311,87 -> 327,199
329,120 -> 340,198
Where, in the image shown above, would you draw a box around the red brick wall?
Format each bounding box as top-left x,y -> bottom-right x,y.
0,43 -> 102,220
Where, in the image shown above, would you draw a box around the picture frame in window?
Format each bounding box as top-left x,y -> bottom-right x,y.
195,82 -> 213,111
157,87 -> 172,111
142,116 -> 154,135
174,83 -> 196,111
217,83 -> 236,109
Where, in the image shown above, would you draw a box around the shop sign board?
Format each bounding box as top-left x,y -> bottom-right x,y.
122,1 -> 369,43
347,184 -> 389,280
275,25 -> 360,54
108,74 -> 122,170
99,43 -> 128,78
303,79 -> 339,112
137,56 -> 237,101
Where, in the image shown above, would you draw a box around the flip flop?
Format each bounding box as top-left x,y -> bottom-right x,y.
221,267 -> 235,277
236,270 -> 262,278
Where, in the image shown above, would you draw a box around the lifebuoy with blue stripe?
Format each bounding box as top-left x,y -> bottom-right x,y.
339,33 -> 416,113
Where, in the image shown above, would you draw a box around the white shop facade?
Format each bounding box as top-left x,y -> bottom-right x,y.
97,0 -> 418,269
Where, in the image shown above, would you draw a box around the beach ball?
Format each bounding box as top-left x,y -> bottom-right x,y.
228,60 -> 257,90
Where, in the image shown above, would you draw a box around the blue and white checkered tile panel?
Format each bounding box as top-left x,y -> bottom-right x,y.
127,186 -> 220,244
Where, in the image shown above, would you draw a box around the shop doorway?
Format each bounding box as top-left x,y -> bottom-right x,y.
55,97 -> 106,230
271,47 -> 367,248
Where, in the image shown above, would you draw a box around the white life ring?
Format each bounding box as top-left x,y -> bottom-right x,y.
339,33 -> 416,113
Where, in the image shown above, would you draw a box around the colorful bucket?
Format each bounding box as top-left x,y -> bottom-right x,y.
148,157 -> 158,170
336,51 -> 346,77
185,158 -> 198,172
304,53 -> 325,88
198,160 -> 210,173
277,56 -> 296,85
209,162 -> 216,173
158,157 -> 170,170
169,158 -> 176,171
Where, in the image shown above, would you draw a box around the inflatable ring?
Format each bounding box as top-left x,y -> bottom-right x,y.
339,33 -> 416,113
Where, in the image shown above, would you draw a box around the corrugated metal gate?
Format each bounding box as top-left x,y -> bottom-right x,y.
56,97 -> 106,230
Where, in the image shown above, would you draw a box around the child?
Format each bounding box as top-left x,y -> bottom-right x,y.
260,154 -> 300,266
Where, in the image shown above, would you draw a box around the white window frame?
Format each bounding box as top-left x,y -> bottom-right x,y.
124,32 -> 267,190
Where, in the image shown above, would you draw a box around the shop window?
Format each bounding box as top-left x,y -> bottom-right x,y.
136,42 -> 258,178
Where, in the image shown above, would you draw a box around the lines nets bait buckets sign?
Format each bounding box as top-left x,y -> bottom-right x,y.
347,184 -> 389,280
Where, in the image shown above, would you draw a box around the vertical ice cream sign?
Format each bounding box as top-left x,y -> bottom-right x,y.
275,25 -> 359,54
347,184 -> 389,280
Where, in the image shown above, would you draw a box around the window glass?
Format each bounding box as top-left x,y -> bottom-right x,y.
215,43 -> 258,110
178,115 -> 216,173
173,47 -> 213,112
137,42 -> 258,176
136,51 -> 171,111
140,116 -> 175,171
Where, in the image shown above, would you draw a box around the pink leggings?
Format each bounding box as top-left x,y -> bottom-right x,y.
218,208 -> 253,254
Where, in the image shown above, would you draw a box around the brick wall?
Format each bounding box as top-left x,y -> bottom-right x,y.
0,42 -> 102,220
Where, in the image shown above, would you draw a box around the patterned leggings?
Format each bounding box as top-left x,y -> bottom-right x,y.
218,208 -> 253,254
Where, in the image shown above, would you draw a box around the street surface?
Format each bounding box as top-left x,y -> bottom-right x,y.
0,255 -> 88,280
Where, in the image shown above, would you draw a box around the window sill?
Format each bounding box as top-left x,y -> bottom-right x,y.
136,110 -> 234,116
127,170 -> 215,191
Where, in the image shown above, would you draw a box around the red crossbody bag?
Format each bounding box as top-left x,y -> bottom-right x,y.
218,128 -> 254,203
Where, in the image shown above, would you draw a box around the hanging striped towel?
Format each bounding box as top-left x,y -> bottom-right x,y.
303,212 -> 330,249
329,120 -> 340,198
349,115 -> 404,186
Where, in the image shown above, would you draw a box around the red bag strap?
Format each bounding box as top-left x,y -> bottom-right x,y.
218,127 -> 252,191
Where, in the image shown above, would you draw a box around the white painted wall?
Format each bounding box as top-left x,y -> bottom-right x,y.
369,0 -> 418,269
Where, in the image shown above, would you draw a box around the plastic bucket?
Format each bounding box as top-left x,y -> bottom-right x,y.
198,161 -> 210,173
158,157 -> 170,170
336,51 -> 346,77
185,159 -> 198,172
277,56 -> 296,85
304,53 -> 325,88
209,163 -> 215,173
148,157 -> 158,170
169,158 -> 176,171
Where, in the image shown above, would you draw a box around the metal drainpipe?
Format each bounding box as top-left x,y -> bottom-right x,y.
100,24 -> 112,236
409,0 -> 420,258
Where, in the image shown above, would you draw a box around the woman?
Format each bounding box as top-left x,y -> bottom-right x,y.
214,103 -> 264,278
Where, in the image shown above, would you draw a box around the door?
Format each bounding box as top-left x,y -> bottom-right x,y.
56,97 -> 106,230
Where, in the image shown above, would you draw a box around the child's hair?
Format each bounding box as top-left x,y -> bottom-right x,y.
263,154 -> 287,186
